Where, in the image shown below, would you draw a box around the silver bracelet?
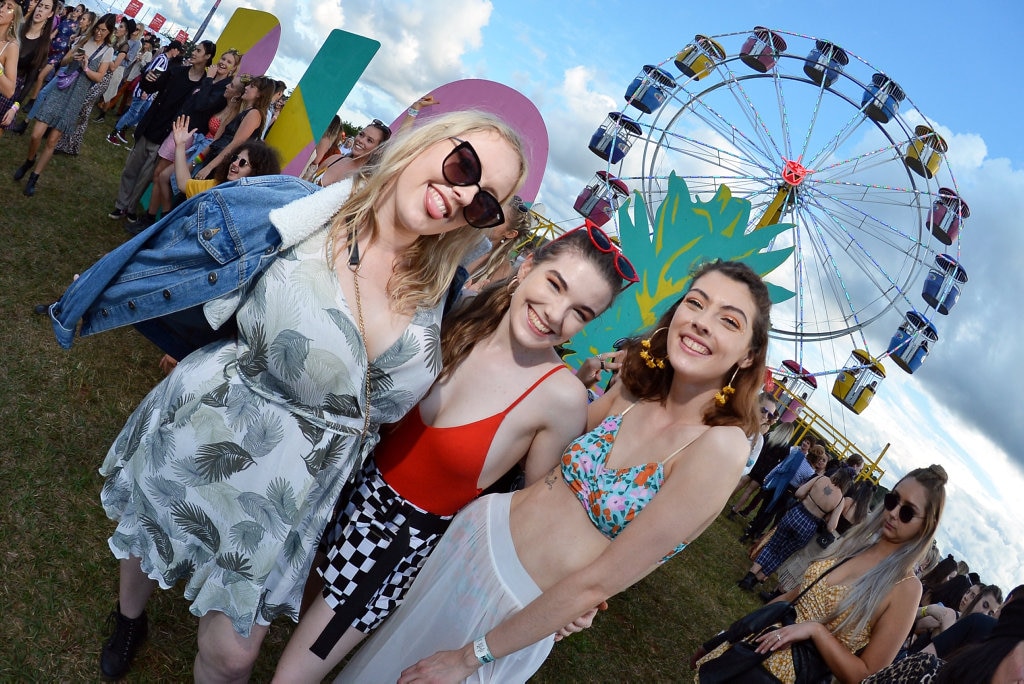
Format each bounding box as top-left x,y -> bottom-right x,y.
472,635 -> 495,664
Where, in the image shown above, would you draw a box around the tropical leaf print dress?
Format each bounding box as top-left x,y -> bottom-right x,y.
99,228 -> 442,637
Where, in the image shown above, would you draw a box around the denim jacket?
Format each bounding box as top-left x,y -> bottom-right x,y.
51,176 -> 354,359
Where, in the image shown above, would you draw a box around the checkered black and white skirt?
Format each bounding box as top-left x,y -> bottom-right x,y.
317,458 -> 453,635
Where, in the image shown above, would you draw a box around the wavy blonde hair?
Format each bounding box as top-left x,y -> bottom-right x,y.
328,111 -> 528,313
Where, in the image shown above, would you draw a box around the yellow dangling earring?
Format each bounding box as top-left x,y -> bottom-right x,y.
715,367 -> 740,406
639,327 -> 668,369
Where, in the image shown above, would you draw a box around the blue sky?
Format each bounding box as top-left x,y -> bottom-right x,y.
144,0 -> 1023,590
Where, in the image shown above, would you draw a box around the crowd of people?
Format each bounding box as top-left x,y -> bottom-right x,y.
1,0 -> 289,203
5,4 -> 1020,683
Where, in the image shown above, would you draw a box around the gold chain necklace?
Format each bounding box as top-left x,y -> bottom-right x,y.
331,230 -> 373,439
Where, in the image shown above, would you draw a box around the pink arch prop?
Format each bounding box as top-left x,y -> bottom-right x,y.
389,79 -> 548,202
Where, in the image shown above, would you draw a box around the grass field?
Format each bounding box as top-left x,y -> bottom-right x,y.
0,119 -> 762,681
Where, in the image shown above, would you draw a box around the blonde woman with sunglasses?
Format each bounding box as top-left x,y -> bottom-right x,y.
310,118 -> 392,187
95,112 -> 526,682
335,260 -> 772,683
696,465 -> 948,683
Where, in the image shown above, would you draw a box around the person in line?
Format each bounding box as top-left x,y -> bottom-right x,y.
273,224 -> 635,681
729,419 -> 795,519
909,583 -> 1003,653
0,0 -> 22,105
335,259 -> 773,682
130,47 -> 240,228
697,465 -> 948,683
106,39 -> 219,223
769,477 -> 877,602
461,196 -> 533,297
95,111 -> 527,682
55,17 -> 136,156
740,440 -> 821,542
0,0 -> 52,136
309,117 -> 392,188
3,0 -> 52,136
11,12 -> 113,196
93,18 -> 141,120
168,114 -> 281,199
14,1 -> 81,113
104,39 -> 181,147
863,587 -> 1024,683
737,467 -> 852,591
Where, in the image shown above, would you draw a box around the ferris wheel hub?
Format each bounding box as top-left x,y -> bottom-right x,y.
782,158 -> 811,186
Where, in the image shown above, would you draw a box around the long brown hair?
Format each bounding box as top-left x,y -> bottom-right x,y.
438,229 -> 624,382
618,260 -> 771,437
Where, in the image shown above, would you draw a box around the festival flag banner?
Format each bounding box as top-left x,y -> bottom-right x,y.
148,13 -> 164,31
124,0 -> 142,17
175,30 -> 189,43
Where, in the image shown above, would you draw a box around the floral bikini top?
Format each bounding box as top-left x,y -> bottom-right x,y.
561,404 -> 703,563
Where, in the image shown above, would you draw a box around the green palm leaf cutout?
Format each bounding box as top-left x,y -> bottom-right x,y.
568,173 -> 795,367
170,500 -> 221,552
195,442 -> 257,482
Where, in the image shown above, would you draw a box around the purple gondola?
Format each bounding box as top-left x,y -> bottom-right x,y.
927,187 -> 970,245
574,171 -> 630,228
740,26 -> 787,73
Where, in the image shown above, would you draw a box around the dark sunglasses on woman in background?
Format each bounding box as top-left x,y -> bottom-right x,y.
369,119 -> 393,141
442,138 -> 506,229
229,154 -> 249,168
760,406 -> 777,420
883,491 -> 923,523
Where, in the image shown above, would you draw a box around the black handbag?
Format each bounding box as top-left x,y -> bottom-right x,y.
816,519 -> 836,549
696,558 -> 851,684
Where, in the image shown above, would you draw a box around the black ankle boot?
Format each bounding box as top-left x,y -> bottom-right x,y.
23,172 -> 39,196
737,572 -> 759,591
100,603 -> 148,681
13,158 -> 33,181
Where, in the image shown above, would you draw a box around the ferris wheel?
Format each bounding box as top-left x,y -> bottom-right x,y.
576,28 -> 969,404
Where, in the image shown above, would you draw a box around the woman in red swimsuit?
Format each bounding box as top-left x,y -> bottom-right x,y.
273,224 -> 635,681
